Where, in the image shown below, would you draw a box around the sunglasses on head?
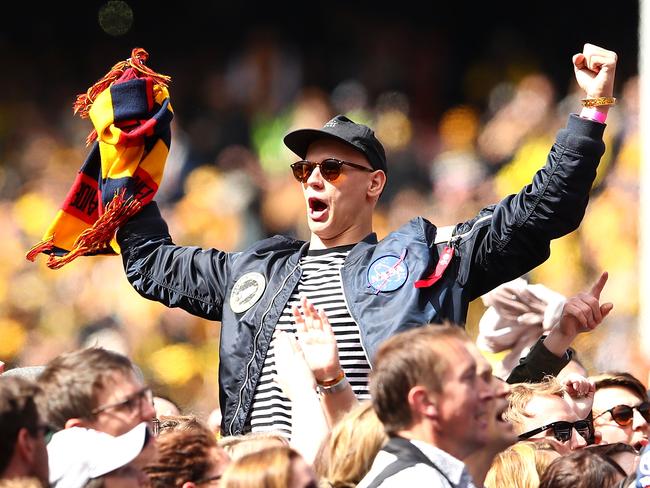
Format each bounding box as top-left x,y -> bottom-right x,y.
518,418 -> 594,443
290,158 -> 374,183
595,401 -> 650,426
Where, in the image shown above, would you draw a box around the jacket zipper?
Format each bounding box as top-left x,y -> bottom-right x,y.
450,215 -> 491,245
338,267 -> 373,368
227,263 -> 301,435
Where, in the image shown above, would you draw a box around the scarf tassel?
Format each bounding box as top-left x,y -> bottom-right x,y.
73,47 -> 171,145
26,190 -> 142,269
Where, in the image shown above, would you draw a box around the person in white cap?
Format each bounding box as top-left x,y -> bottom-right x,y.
47,422 -> 151,488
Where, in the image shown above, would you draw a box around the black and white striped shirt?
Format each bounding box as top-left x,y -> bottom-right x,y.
247,246 -> 371,438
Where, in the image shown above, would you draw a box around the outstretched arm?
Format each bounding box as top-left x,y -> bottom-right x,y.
116,202 -> 232,320
463,44 -> 617,299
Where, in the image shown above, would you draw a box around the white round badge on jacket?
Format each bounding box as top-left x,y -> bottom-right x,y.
230,272 -> 266,313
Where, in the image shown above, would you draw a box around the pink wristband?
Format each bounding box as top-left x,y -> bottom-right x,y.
580,107 -> 607,124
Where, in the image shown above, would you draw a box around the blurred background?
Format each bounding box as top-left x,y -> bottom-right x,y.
0,1 -> 642,417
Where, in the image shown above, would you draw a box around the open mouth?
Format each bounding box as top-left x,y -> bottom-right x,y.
308,197 -> 329,221
634,438 -> 649,451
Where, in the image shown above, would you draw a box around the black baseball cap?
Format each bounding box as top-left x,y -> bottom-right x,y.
284,115 -> 388,175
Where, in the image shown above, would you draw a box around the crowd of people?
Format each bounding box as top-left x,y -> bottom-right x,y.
0,33 -> 646,488
1,280 -> 649,487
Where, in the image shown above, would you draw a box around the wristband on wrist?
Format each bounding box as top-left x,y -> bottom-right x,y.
580,106 -> 608,124
316,369 -> 345,387
316,374 -> 348,396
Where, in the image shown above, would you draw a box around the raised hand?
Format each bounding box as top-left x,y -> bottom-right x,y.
543,271 -> 613,357
292,295 -> 342,383
273,331 -> 316,401
561,373 -> 596,421
573,43 -> 618,99
558,271 -> 613,337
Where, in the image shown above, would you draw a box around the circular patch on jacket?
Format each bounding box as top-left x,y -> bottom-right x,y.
367,255 -> 409,293
230,272 -> 266,313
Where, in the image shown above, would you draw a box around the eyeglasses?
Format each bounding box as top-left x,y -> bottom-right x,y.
594,402 -> 650,426
91,386 -> 153,415
290,158 -> 374,183
518,419 -> 594,443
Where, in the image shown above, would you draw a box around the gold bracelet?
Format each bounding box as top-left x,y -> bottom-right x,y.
581,97 -> 617,108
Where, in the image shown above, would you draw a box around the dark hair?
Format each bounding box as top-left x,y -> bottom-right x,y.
0,376 -> 42,474
538,449 -> 623,488
591,371 -> 648,401
585,443 -> 637,477
145,424 -> 228,487
37,347 -> 135,430
369,323 -> 468,433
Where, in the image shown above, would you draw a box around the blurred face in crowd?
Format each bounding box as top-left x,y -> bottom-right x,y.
87,371 -> 156,437
593,386 -> 650,451
101,462 -> 148,488
518,394 -> 588,454
185,446 -> 231,487
467,345 -> 517,452
289,455 -> 317,488
302,139 -> 384,249
20,424 -> 50,487
432,338 -> 495,459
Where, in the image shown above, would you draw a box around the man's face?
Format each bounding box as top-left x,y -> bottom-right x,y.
30,426 -> 50,488
467,344 -> 517,452
301,139 -> 379,248
86,371 -> 156,436
433,338 -> 494,459
518,394 -> 588,454
593,386 -> 649,450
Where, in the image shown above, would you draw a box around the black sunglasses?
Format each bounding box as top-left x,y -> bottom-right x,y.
595,401 -> 650,426
290,158 -> 374,183
518,418 -> 594,443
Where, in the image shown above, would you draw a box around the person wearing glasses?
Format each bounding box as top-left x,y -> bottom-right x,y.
504,376 -> 595,454
0,376 -> 50,487
37,347 -> 157,438
116,44 -> 617,437
590,372 -> 650,451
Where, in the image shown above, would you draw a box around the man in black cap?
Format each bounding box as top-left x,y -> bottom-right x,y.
116,43 -> 617,437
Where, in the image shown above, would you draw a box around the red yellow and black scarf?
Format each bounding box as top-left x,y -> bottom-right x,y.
26,48 -> 173,269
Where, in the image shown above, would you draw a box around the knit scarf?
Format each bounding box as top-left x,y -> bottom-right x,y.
26,48 -> 173,269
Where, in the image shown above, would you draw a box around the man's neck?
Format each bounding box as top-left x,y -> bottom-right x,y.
396,424 -> 468,461
464,448 -> 502,488
309,225 -> 372,250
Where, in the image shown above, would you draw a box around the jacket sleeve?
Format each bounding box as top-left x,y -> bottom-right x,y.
116,202 -> 234,321
506,336 -> 571,384
458,115 -> 606,300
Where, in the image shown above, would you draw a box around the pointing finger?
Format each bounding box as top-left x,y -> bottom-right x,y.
589,271 -> 608,300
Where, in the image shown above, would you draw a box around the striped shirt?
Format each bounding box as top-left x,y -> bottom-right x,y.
247,245 -> 371,438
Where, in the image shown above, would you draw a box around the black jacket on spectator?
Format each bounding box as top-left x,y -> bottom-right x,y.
117,115 -> 606,435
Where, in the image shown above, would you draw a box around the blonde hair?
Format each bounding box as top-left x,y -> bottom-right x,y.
217,431 -> 289,461
314,401 -> 388,487
504,377 -> 565,432
219,446 -> 307,488
484,441 -> 559,488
